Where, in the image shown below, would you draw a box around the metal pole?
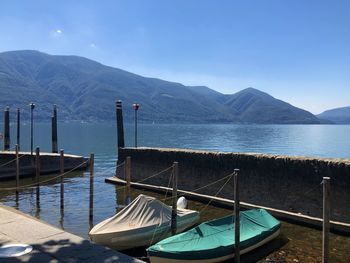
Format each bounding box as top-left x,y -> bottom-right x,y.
16,108 -> 20,151
60,149 -> 64,210
322,177 -> 330,263
15,144 -> 20,196
234,169 -> 240,263
171,162 -> 178,235
89,153 -> 94,222
4,107 -> 10,151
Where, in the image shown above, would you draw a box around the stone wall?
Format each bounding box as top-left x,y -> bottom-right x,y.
0,152 -> 88,180
118,147 -> 350,223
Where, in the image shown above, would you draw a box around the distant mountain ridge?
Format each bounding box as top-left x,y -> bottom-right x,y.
317,106 -> 350,124
0,50 -> 322,124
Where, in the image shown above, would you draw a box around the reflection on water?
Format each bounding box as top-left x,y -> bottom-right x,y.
0,122 -> 350,262
1,172 -> 350,262
1,122 -> 350,158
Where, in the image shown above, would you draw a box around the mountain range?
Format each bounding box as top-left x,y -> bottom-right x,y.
0,50 -> 342,124
317,106 -> 350,124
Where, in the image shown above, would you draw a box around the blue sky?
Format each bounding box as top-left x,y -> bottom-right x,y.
0,0 -> 349,114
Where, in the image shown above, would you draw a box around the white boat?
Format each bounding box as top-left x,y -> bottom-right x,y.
89,194 -> 200,250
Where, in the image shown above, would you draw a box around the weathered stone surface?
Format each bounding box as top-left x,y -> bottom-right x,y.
0,151 -> 88,180
118,147 -> 350,223
0,205 -> 143,263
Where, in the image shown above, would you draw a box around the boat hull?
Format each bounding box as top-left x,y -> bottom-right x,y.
89,194 -> 200,250
149,229 -> 280,263
90,213 -> 199,250
148,209 -> 281,263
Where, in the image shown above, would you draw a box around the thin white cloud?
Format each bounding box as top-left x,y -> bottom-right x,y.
50,29 -> 63,38
89,43 -> 96,48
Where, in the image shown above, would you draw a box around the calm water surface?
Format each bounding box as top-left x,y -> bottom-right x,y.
0,123 -> 349,262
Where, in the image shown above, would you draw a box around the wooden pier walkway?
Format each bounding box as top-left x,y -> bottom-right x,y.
0,204 -> 144,263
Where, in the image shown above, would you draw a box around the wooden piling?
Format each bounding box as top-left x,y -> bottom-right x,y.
125,156 -> 131,204
15,144 -> 20,196
89,153 -> 94,222
52,105 -> 58,153
116,101 -> 125,149
30,103 -> 35,155
60,149 -> 64,210
234,169 -> 240,263
35,147 -> 40,207
322,177 -> 330,263
3,107 -> 10,151
132,103 -> 140,148
16,108 -> 20,150
35,147 -> 40,183
171,162 -> 178,235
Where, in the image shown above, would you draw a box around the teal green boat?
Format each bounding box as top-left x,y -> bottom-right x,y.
147,209 -> 280,263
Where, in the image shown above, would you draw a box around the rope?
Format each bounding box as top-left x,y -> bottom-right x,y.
116,161 -> 125,170
289,181 -> 323,206
0,153 -> 27,168
0,161 -> 172,194
78,170 -> 233,200
137,165 -> 174,184
0,160 -> 89,191
95,165 -> 121,177
199,173 -> 234,214
160,172 -> 235,202
149,167 -> 174,246
114,165 -> 174,192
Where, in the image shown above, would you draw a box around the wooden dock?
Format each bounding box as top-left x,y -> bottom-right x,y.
0,151 -> 88,180
106,176 -> 350,236
0,204 -> 144,263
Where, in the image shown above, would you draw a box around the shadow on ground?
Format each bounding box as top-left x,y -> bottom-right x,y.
0,237 -> 140,263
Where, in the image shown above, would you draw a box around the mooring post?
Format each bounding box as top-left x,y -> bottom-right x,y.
35,146 -> 40,207
15,144 -> 20,196
132,103 -> 140,148
116,100 -> 125,175
89,153 -> 94,222
35,147 -> 40,183
30,103 -> 35,155
125,156 -> 131,204
171,162 -> 178,235
16,108 -> 20,151
234,169 -> 240,263
3,106 -> 10,151
322,177 -> 330,263
60,149 -> 64,210
116,100 -> 125,149
52,105 -> 58,153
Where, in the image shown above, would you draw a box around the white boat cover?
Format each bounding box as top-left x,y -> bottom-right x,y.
89,194 -> 199,250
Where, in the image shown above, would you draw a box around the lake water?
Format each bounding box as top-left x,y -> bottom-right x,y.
1,122 -> 350,158
0,123 -> 350,262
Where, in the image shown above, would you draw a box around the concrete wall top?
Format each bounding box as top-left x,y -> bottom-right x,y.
121,147 -> 350,166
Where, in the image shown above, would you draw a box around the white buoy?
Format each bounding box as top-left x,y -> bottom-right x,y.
177,196 -> 188,209
0,244 -> 32,258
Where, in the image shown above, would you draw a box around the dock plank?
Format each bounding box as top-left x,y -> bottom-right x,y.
0,204 -> 144,263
